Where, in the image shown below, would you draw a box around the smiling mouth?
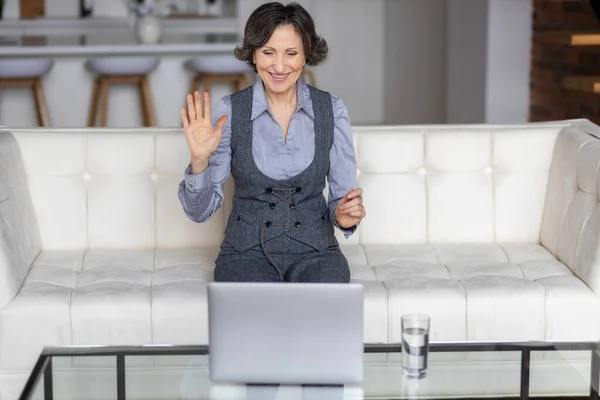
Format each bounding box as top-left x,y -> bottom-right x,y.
269,72 -> 289,81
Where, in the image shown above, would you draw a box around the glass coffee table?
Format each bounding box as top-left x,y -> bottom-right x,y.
19,341 -> 600,400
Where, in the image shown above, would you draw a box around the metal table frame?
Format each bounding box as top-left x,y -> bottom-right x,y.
18,341 -> 600,400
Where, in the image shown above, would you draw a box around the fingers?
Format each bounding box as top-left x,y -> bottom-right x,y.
194,91 -> 202,120
213,115 -> 228,136
337,186 -> 366,221
204,92 -> 211,121
342,204 -> 366,220
342,204 -> 364,215
346,187 -> 363,199
180,107 -> 189,129
336,204 -> 366,229
348,205 -> 366,218
338,195 -> 362,212
181,108 -> 195,148
339,199 -> 360,212
187,94 -> 196,122
186,91 -> 210,122
336,187 -> 354,206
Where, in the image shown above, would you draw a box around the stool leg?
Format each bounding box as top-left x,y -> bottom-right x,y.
138,78 -> 149,127
140,76 -> 156,127
88,77 -> 101,127
32,78 -> 50,127
190,73 -> 202,95
203,76 -> 213,97
99,78 -> 110,127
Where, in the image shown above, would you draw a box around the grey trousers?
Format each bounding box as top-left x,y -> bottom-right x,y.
214,235 -> 350,283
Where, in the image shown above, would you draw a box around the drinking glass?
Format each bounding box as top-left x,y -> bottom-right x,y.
401,314 -> 430,379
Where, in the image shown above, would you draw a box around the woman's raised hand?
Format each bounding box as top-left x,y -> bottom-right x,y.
180,91 -> 227,173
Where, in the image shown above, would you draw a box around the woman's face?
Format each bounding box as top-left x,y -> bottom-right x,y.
253,24 -> 305,95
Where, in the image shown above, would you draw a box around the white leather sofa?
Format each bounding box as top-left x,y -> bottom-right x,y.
1,118 -> 600,399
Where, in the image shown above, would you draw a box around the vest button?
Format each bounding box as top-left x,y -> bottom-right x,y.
289,203 -> 295,210
266,187 -> 273,193
321,216 -> 326,220
236,216 -> 241,221
296,187 -> 302,192
269,203 -> 276,209
266,221 -> 272,227
295,221 -> 301,228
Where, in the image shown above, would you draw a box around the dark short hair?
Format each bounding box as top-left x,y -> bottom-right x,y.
234,2 -> 328,72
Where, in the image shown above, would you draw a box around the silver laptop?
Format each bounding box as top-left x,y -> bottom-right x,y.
208,282 -> 364,385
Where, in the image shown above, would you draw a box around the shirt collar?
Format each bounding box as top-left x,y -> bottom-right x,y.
250,76 -> 315,121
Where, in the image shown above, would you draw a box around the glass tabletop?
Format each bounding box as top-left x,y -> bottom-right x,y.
19,341 -> 600,400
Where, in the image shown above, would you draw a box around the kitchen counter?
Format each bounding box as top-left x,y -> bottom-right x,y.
0,32 -> 239,56
0,16 -> 238,34
0,16 -> 239,56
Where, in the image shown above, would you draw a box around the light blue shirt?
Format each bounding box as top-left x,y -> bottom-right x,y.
178,77 -> 358,237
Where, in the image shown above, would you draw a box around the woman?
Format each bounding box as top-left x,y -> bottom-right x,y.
178,2 -> 366,283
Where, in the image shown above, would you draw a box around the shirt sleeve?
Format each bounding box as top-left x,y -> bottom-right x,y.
327,96 -> 359,238
178,96 -> 232,223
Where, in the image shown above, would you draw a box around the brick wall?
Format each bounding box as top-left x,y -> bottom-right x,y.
530,0 -> 600,123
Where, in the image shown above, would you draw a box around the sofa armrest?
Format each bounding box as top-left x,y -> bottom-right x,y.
575,215 -> 600,295
541,121 -> 600,294
0,237 -> 34,309
0,131 -> 41,308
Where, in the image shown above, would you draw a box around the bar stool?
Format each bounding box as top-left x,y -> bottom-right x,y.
86,56 -> 159,127
185,55 -> 250,96
0,58 -> 53,127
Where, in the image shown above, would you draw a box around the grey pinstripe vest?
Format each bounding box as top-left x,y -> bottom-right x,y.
223,84 -> 338,253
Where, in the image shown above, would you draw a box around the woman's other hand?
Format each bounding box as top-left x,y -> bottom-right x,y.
180,91 -> 228,174
334,188 -> 366,229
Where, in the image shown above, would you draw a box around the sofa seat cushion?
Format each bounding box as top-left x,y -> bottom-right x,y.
1,244 -> 600,371
0,247 -> 217,371
344,243 -> 600,345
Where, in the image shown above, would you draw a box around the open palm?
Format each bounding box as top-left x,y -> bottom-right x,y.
180,91 -> 227,164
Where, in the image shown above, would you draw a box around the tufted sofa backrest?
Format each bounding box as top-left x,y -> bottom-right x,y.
3,119 -> 600,298
4,122 -> 584,251
8,130 -> 229,250
354,125 -> 562,245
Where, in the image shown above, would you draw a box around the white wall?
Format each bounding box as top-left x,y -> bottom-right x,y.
485,0 -> 532,124
445,0 -> 488,123
314,1 -> 385,124
445,0 -> 532,124
383,0 -> 447,124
